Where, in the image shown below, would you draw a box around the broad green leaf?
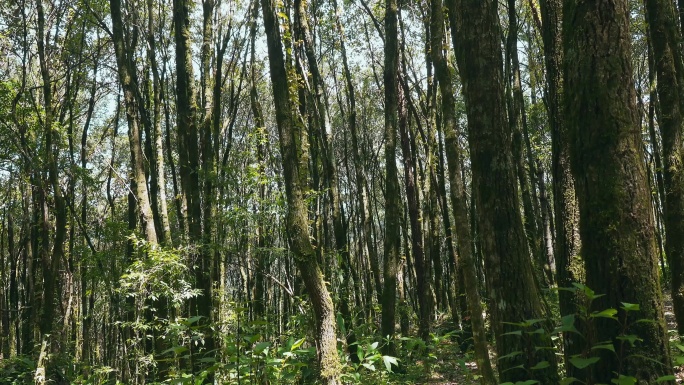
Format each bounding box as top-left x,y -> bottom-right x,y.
620,302 -> 639,312
554,314 -> 580,335
254,341 -> 270,354
569,356 -> 600,369
530,360 -> 550,370
382,355 -> 398,372
591,308 -> 618,319
560,378 -> 579,385
656,375 -> 676,383
615,334 -> 641,347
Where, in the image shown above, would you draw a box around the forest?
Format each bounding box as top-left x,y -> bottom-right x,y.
2,0 -> 684,383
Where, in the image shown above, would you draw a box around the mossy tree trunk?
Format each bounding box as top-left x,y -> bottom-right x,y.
538,0 -> 583,376
260,0 -> 341,382
564,0 -> 674,382
644,0 -> 684,337
447,0 -> 558,382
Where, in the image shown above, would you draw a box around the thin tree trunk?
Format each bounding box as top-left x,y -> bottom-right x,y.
538,0 -> 583,376
380,0 -> 402,359
398,85 -> 430,341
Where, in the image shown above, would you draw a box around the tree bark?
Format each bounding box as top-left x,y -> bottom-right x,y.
381,0 -> 402,358
260,0 -> 341,382
538,0 -> 583,376
432,1 -> 496,383
447,0 -> 558,382
564,0 -> 674,382
644,0 -> 684,337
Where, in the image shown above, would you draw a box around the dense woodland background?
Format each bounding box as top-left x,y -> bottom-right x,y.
1,0 -> 684,383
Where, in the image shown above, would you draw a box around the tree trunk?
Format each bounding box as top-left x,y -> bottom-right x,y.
564,0 -> 674,382
644,0 -> 684,337
447,0 -> 559,382
260,0 -> 341,382
381,0 -> 402,358
538,0 -> 583,376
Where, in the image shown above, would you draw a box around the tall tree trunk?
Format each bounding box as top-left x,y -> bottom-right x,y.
35,1 -> 68,381
644,0 -> 684,337
433,1 -> 496,383
294,0 -> 356,351
146,0 -> 173,246
538,0 -> 583,376
381,0 -> 402,358
564,0 -> 673,382
173,0 -> 214,376
447,0 -> 558,382
398,86 -> 430,341
260,0 -> 341,382
109,0 -> 158,245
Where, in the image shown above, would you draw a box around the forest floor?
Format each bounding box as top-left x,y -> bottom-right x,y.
392,291 -> 684,384
663,291 -> 684,383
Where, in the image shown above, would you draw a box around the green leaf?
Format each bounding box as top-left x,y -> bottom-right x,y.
620,302 -> 640,312
572,283 -> 604,300
382,355 -> 399,372
501,364 -> 525,373
569,356 -> 600,369
161,346 -> 188,356
291,338 -> 305,351
254,341 -> 270,354
591,342 -> 615,352
656,375 -> 676,383
591,308 -> 618,319
530,360 -> 550,370
560,378 -> 579,385
611,375 -> 637,385
554,314 -> 580,335
522,318 -> 546,327
515,381 -> 539,385
615,334 -> 641,347
498,350 -> 523,361
502,330 -> 523,336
